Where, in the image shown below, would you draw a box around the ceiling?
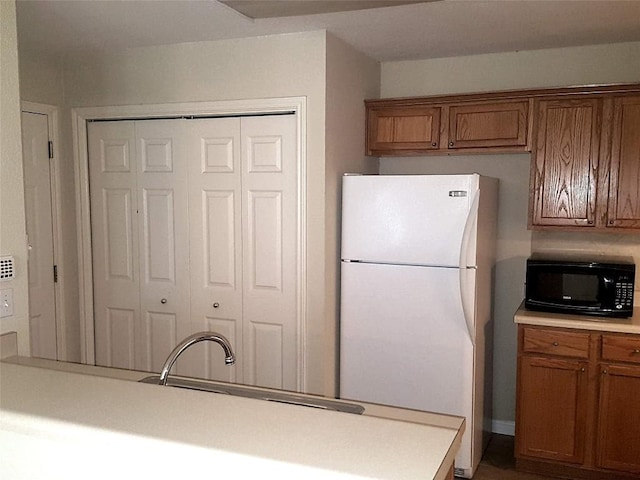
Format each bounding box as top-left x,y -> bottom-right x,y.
15,0 -> 640,63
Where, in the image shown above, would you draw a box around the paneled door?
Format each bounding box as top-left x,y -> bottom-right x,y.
89,121 -> 140,370
241,115 -> 298,390
89,120 -> 190,373
183,117 -> 243,383
21,111 -> 57,360
183,115 -> 298,389
89,114 -> 299,389
134,120 -> 191,373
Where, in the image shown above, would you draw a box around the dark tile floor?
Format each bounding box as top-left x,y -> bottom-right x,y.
467,434 -> 558,480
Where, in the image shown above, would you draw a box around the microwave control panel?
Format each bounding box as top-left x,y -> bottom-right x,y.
614,280 -> 634,310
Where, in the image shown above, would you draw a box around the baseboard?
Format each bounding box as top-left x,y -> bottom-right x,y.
491,420 -> 515,436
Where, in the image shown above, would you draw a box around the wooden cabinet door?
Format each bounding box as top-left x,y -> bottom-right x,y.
516,356 -> 589,464
366,106 -> 441,155
607,95 -> 640,229
448,101 -> 529,149
530,98 -> 600,227
596,363 -> 640,474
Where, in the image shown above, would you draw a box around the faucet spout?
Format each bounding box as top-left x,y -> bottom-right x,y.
158,332 -> 235,386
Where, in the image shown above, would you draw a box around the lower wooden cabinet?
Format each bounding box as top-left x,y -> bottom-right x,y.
518,356 -> 589,464
516,325 -> 640,479
596,364 -> 640,474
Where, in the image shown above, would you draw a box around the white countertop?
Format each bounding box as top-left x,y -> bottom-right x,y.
514,302 -> 640,334
0,356 -> 464,480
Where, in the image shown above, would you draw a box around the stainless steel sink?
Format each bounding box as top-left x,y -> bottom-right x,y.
139,375 -> 365,414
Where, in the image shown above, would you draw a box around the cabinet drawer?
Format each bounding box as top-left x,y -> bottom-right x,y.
522,327 -> 590,358
601,334 -> 640,364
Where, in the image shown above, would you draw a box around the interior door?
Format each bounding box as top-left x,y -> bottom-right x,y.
89,121 -> 140,369
134,119 -> 191,373
184,117 -> 243,382
21,111 -> 57,359
241,114 -> 298,390
89,114 -> 299,387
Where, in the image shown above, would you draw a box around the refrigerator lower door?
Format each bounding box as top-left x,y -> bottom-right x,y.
340,261 -> 475,475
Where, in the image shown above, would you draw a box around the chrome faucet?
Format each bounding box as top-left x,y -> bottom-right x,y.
158,332 -> 235,386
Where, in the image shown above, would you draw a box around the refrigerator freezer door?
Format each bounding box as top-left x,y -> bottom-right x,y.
340,261 -> 474,471
341,174 -> 478,267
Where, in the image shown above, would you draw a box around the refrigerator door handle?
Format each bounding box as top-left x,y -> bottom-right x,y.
459,189 -> 479,345
460,267 -> 476,345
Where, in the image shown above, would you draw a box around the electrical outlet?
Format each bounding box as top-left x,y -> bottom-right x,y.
0,289 -> 14,318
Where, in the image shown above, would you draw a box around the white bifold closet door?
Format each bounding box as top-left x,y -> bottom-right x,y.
88,114 -> 298,390
89,119 -> 191,373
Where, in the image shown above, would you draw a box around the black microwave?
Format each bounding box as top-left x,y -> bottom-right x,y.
525,255 -> 636,318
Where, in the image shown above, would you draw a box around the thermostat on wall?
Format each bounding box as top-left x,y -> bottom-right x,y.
0,256 -> 15,281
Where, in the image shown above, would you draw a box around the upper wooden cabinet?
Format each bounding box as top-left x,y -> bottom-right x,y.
529,93 -> 640,232
366,97 -> 532,156
366,84 -> 640,232
367,105 -> 441,154
607,95 -> 640,229
529,98 -> 601,228
448,101 -> 529,149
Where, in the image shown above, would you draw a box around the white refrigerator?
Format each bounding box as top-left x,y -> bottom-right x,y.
339,173 -> 498,479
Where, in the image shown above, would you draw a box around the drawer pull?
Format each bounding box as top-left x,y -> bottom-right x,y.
552,341 -> 559,347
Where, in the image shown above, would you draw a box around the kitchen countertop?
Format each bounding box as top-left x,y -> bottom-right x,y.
514,301 -> 640,334
0,354 -> 464,480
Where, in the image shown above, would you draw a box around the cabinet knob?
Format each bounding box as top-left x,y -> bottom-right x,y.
633,349 -> 640,354
609,220 -> 615,225
587,220 -> 594,225
212,302 -> 220,308
602,369 -> 608,374
580,367 -> 585,373
160,298 -> 167,304
552,341 -> 559,346
431,142 -> 437,147
449,141 -> 454,147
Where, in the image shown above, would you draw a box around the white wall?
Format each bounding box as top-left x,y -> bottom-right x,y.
18,52 -> 64,106
324,33 -> 380,394
0,0 -> 30,356
382,41 -> 640,98
380,41 -> 640,430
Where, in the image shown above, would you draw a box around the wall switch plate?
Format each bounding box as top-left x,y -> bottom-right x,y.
0,289 -> 14,318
